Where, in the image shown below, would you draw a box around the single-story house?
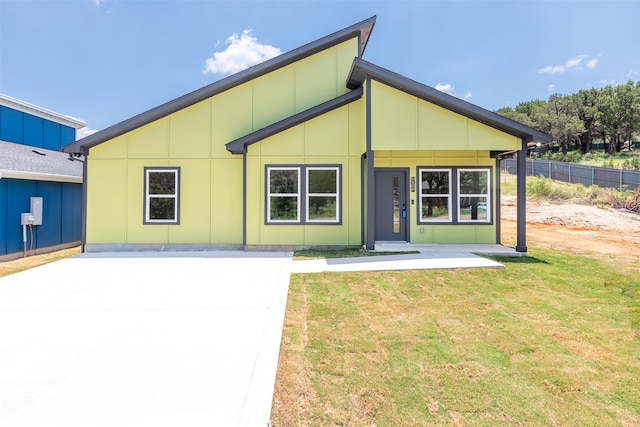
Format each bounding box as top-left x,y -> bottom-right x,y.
0,93 -> 85,260
62,16 -> 552,254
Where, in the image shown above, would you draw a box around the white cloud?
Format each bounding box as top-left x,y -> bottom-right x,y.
565,54 -> 587,68
77,127 -> 99,140
538,54 -> 592,75
204,30 -> 281,76
464,91 -> 472,100
548,84 -> 556,92
599,79 -> 616,86
434,83 -> 455,94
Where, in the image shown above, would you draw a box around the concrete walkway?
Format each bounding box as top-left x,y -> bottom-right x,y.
0,248 -> 504,426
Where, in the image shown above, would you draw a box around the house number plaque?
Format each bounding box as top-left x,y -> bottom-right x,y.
410,176 -> 416,192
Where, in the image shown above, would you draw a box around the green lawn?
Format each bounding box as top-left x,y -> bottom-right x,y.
272,247 -> 640,425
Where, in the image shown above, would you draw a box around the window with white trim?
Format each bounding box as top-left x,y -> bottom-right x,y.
266,165 -> 341,224
267,167 -> 300,222
419,169 -> 451,222
144,167 -> 180,224
458,169 -> 490,222
306,167 -> 339,223
418,167 -> 491,224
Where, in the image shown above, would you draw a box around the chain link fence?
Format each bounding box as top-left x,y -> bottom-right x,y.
501,158 -> 640,190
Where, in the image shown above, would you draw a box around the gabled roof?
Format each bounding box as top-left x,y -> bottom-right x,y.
225,88 -> 363,154
0,140 -> 83,183
0,93 -> 86,130
63,16 -> 377,155
347,57 -> 554,143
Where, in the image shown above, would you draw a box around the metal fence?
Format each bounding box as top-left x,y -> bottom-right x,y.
501,158 -> 640,191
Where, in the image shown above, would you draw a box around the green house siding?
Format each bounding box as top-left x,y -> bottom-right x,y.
66,17 -> 551,252
245,102 -> 365,246
84,38 -> 361,248
370,80 -> 520,152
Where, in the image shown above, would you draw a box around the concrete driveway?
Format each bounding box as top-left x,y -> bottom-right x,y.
0,251 -> 292,427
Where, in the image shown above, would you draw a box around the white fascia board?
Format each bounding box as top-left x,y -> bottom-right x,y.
0,93 -> 86,129
0,170 -> 82,183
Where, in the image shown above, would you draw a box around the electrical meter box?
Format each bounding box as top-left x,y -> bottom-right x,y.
30,197 -> 43,225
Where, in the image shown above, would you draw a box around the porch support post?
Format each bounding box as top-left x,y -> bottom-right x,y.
80,151 -> 88,253
365,77 -> 376,250
495,155 -> 501,245
516,137 -> 531,253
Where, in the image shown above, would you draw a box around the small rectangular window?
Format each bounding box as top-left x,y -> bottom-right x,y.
267,167 -> 300,222
306,167 -> 339,223
144,167 -> 180,224
458,169 -> 490,222
419,169 -> 451,222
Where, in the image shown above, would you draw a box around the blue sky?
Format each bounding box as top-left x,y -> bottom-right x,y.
1,0 -> 639,137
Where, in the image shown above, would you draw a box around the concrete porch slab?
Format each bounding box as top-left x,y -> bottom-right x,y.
373,242 -> 526,257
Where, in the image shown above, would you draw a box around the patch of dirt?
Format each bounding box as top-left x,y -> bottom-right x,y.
501,196 -> 640,268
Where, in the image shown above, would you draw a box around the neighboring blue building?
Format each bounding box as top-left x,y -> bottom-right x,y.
0,93 -> 85,260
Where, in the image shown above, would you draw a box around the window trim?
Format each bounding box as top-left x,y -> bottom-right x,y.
265,164 -> 342,225
305,166 -> 340,224
418,168 -> 452,223
457,168 -> 491,224
417,166 -> 492,225
143,167 -> 180,225
266,166 -> 301,223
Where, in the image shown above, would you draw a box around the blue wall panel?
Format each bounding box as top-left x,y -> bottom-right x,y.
61,125 -> 75,146
37,182 -> 63,248
0,106 -> 24,144
24,115 -> 44,148
1,179 -> 82,256
43,120 -> 62,151
61,183 -> 82,242
0,180 -> 7,255
1,106 -> 76,150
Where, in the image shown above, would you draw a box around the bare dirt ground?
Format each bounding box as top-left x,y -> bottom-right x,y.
501,196 -> 640,270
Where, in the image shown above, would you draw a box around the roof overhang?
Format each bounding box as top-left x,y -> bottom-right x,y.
347,57 -> 554,144
63,16 -> 377,156
0,170 -> 82,183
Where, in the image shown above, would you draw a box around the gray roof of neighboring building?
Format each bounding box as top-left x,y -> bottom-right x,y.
0,140 -> 83,183
62,16 -> 377,155
0,93 -> 86,129
347,57 -> 554,143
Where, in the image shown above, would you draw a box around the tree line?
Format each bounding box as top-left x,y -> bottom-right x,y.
496,80 -> 640,155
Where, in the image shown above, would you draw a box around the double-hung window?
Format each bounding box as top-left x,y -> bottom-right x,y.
267,167 -> 301,222
144,167 -> 180,224
458,169 -> 490,222
266,165 -> 340,224
306,167 -> 339,223
419,169 -> 451,222
418,167 -> 491,224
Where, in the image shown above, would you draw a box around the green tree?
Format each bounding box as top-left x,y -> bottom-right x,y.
540,94 -> 584,154
572,89 -> 599,154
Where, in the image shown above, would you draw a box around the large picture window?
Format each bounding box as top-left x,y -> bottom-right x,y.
266,165 -> 340,224
144,167 -> 180,224
418,167 -> 491,224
